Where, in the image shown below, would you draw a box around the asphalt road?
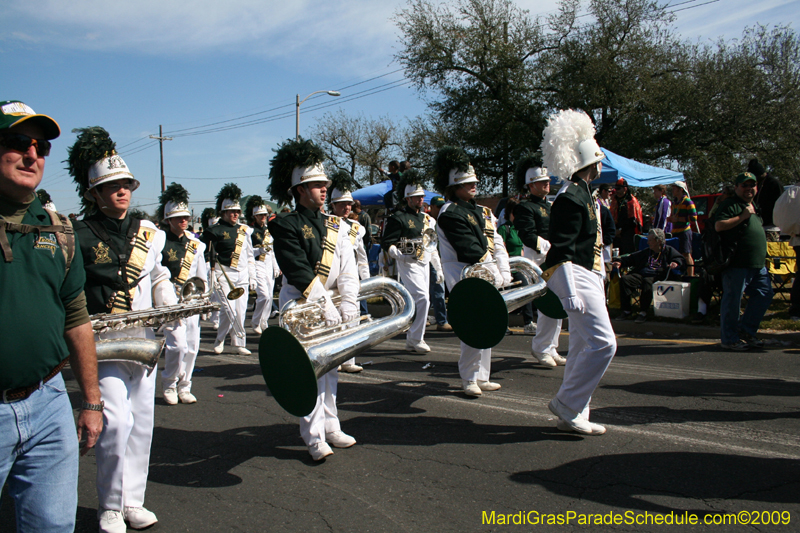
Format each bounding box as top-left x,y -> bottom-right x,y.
3,312 -> 800,532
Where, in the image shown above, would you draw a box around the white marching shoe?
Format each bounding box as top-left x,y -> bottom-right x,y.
532,351 -> 557,368
326,430 -> 357,448
253,325 -> 263,335
548,397 -> 604,435
463,380 -> 482,397
339,363 -> 363,373
213,341 -> 224,354
123,506 -> 158,529
405,340 -> 431,353
237,347 -> 252,355
477,380 -> 501,391
163,388 -> 178,405
308,442 -> 334,461
550,352 -> 567,366
178,391 -> 197,404
98,509 -> 126,533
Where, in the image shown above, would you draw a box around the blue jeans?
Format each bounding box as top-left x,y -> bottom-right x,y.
720,267 -> 774,344
1,373 -> 79,532
429,264 -> 447,325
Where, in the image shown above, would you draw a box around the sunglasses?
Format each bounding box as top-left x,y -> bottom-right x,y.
740,182 -> 756,188
0,133 -> 51,157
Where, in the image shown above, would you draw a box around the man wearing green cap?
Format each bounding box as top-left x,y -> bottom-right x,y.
0,100 -> 102,532
714,172 -> 774,351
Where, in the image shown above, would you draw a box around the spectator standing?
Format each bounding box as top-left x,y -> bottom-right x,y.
0,100 -> 102,533
652,184 -> 672,233
610,178 -> 643,255
714,172 -> 774,351
596,183 -> 612,209
669,180 -> 699,276
748,158 -> 783,229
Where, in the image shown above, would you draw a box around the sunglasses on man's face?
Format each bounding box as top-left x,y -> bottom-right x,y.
0,133 -> 52,157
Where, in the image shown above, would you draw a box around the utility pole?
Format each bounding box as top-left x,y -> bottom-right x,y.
149,125 -> 173,192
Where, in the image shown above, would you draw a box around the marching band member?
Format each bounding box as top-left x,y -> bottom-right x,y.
157,183 -> 207,405
511,157 -> 566,368
69,127 -> 177,532
267,138 -> 359,461
328,170 -> 370,372
246,195 -> 280,335
434,147 -> 512,397
540,109 -> 617,436
200,183 -> 256,355
381,169 -> 443,354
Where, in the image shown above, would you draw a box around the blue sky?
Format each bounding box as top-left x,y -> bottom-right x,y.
2,0 -> 796,215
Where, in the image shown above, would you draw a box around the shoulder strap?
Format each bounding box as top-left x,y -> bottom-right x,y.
0,214 -> 70,267
46,210 -> 75,277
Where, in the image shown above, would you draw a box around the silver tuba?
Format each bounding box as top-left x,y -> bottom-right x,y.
397,226 -> 438,256
91,276 -> 219,375
447,256 -> 549,349
258,276 -> 415,416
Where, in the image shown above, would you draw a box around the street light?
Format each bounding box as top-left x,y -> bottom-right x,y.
296,90 -> 341,140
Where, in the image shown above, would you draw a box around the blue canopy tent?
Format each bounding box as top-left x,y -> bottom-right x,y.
351,180 -> 439,206
549,148 -> 682,188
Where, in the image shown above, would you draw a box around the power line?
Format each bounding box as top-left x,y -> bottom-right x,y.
166,175 -> 267,181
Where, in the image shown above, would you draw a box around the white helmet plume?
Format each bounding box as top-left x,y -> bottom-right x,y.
541,109 -> 601,180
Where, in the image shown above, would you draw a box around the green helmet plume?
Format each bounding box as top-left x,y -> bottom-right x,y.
433,146 -> 471,194
201,207 -> 217,230
36,189 -> 53,205
267,137 -> 327,206
66,126 -> 117,214
157,182 -> 190,221
396,168 -> 426,198
327,169 -> 357,206
215,183 -> 243,215
245,195 -> 269,225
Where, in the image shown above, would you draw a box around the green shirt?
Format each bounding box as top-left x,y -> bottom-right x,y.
497,222 -> 523,257
0,197 -> 87,390
162,229 -> 190,280
715,196 -> 767,269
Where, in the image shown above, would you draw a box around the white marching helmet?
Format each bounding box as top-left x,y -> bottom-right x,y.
220,198 -> 241,211
162,201 -> 190,221
84,154 -> 140,201
330,187 -> 354,204
252,203 -> 269,216
43,201 -> 57,211
404,184 -> 425,198
209,216 -> 220,226
448,164 -> 478,186
525,167 -> 550,185
576,138 -> 605,172
290,163 -> 331,191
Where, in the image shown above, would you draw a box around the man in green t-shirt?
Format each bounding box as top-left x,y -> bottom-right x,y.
0,100 -> 102,532
714,172 -> 774,351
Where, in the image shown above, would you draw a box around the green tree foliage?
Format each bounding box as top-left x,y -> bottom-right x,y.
396,0 -> 577,194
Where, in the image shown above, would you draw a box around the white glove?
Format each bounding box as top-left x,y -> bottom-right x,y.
388,245 -> 403,260
435,270 -> 444,285
537,237 -> 551,255
552,262 -> 585,314
249,279 -> 257,291
340,302 -> 359,324
321,294 -> 341,327
501,271 -> 513,287
274,270 -> 282,279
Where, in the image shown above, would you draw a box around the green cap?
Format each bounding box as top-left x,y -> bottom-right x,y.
736,172 -> 757,184
430,196 -> 445,207
0,100 -> 60,140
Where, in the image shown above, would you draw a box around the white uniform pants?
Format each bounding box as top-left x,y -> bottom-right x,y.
299,371 -> 340,446
398,259 -> 431,343
531,312 -> 562,357
96,361 -> 156,511
459,344 -> 491,384
548,266 -> 616,416
162,315 -> 200,392
215,271 -> 248,348
251,261 -> 275,330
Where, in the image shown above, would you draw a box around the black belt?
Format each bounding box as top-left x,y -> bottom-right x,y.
2,359 -> 69,403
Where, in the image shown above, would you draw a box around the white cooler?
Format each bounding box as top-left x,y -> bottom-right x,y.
653,281 -> 691,319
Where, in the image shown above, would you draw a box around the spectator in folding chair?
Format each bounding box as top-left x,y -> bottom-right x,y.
612,228 -> 685,323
